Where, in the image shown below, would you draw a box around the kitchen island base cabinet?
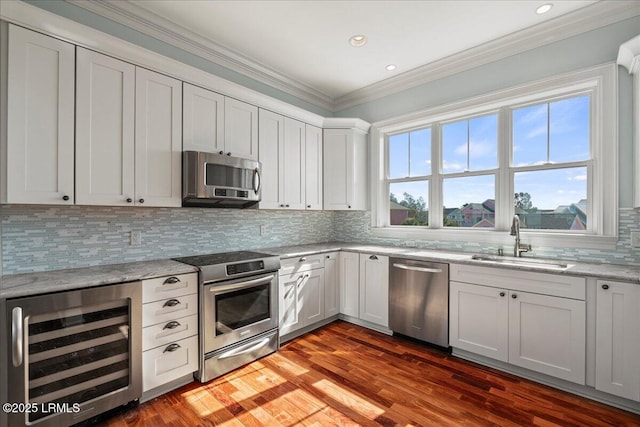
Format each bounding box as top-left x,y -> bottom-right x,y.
596,280 -> 640,402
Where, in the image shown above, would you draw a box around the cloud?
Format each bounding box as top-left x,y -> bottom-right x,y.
569,174 -> 587,181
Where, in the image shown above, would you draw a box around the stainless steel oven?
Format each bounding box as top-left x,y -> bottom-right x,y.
4,282 -> 142,427
174,251 -> 280,383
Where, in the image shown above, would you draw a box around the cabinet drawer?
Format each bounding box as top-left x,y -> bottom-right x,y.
142,272 -> 198,303
142,314 -> 198,351
142,335 -> 198,392
450,263 -> 585,300
280,254 -> 325,275
142,293 -> 198,326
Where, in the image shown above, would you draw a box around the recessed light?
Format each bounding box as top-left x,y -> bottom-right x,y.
536,3 -> 553,14
385,64 -> 396,71
349,35 -> 367,47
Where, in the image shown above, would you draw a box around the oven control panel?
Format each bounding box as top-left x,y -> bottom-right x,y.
226,260 -> 265,276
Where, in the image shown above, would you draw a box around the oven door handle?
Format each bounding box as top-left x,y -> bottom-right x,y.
208,274 -> 275,293
218,336 -> 272,360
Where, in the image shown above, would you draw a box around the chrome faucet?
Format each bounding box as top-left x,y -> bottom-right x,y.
510,214 -> 531,257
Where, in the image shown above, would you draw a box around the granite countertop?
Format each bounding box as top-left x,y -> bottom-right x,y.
0,259 -> 199,299
2,242 -> 639,300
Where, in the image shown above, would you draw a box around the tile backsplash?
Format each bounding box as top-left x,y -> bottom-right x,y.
1,205 -> 638,275
1,205 -> 333,274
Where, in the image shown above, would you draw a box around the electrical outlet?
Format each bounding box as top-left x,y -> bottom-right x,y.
260,224 -> 267,236
130,231 -> 142,246
631,231 -> 640,249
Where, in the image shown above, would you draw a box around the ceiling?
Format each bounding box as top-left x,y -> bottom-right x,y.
71,0 -> 637,110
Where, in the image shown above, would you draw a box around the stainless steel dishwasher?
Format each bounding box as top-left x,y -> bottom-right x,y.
389,258 -> 449,348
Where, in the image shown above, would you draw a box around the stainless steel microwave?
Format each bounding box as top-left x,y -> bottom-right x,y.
182,151 -> 261,208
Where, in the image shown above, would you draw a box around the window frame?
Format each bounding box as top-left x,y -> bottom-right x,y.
370,63 -> 618,249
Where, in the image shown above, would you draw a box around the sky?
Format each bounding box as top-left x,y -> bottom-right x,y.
388,94 -> 589,211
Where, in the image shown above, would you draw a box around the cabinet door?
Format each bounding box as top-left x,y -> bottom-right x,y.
596,280 -> 640,401
300,268 -> 325,326
324,252 -> 340,317
449,281 -> 509,362
182,83 -> 224,153
282,117 -> 306,210
224,98 -> 258,160
76,48 -> 135,206
359,254 -> 389,327
323,129 -> 350,210
135,68 -> 182,207
509,291 -> 585,384
339,251 -> 360,317
258,109 -> 283,209
279,271 -> 303,335
305,125 -> 323,210
5,24 -> 75,204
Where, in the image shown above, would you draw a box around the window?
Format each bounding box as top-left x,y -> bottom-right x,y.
372,64 -> 617,249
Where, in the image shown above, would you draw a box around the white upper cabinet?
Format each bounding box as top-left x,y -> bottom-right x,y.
282,117 -> 306,210
224,97 -> 258,160
305,125 -> 323,210
76,48 -> 181,207
76,48 -> 136,206
182,83 -> 224,153
3,24 -> 75,204
596,280 -> 640,402
134,68 -> 182,207
323,127 -> 368,210
258,109 -> 284,209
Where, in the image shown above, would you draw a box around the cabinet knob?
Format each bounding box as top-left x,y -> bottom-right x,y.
219,151 -> 224,155
226,152 -> 232,156
62,195 -> 70,201
511,294 -> 517,299
285,204 -> 290,208
299,257 -> 307,262
499,292 -> 505,297
348,205 -> 352,209
602,284 -> 609,290
280,204 -> 285,207
163,343 -> 181,353
307,205 -> 311,208
126,198 -> 133,203
138,198 -> 145,204
326,255 -> 330,259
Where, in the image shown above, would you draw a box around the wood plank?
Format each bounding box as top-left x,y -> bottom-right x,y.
101,321 -> 640,427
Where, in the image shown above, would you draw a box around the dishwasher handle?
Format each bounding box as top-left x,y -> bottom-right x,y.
392,263 -> 443,274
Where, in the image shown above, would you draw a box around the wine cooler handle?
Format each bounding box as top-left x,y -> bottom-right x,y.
12,307 -> 23,367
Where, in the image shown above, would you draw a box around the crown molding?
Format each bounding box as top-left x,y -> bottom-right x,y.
617,34 -> 640,74
323,118 -> 371,133
334,1 -> 640,111
66,0 -> 336,112
54,0 -> 640,113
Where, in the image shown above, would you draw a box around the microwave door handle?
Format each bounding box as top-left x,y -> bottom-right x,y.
253,168 -> 261,194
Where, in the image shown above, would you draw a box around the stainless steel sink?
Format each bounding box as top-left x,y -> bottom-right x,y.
471,254 -> 573,270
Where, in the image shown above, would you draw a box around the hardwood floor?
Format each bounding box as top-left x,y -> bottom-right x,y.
102,321 -> 640,426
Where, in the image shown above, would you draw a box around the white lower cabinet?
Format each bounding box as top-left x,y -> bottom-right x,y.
324,252 -> 340,317
595,280 -> 640,401
141,273 -> 199,394
279,255 -> 325,336
359,254 -> 389,327
449,264 -> 586,385
339,251 -> 360,317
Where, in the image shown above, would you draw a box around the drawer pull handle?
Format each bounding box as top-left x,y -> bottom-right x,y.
164,276 -> 181,285
164,343 -> 181,353
163,321 -> 181,330
299,257 -> 307,262
602,284 -> 609,290
163,299 -> 181,308
369,255 -> 378,260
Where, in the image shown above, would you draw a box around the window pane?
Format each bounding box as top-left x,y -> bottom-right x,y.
389,133 -> 408,178
514,167 -> 587,230
443,114 -> 497,173
442,120 -> 467,173
443,175 -> 495,228
409,128 -> 431,176
390,181 -> 428,226
550,95 -> 590,163
513,103 -> 547,166
469,115 -> 497,170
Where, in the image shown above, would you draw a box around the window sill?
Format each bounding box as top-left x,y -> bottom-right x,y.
370,226 -> 618,250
